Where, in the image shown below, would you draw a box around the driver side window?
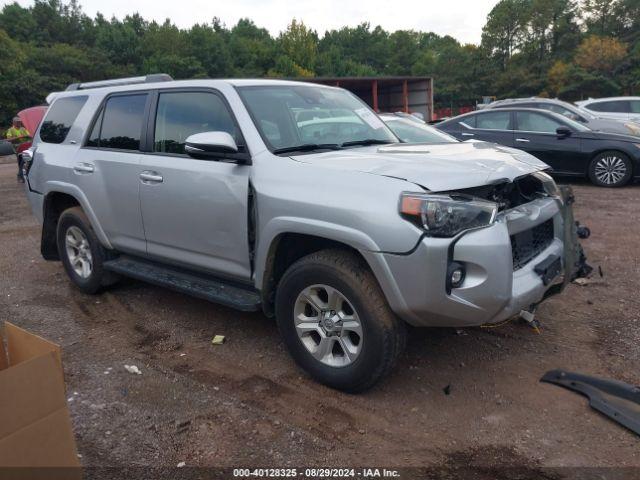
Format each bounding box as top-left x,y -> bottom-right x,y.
516,111 -> 564,133
154,91 -> 240,155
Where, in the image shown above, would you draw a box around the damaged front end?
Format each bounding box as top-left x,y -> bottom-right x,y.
456,174 -> 592,305
559,185 -> 593,286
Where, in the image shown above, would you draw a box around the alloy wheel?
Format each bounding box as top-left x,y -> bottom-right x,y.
65,226 -> 93,278
293,284 -> 363,367
594,155 -> 627,185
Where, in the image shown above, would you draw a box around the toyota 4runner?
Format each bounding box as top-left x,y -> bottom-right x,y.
22,75 -> 588,391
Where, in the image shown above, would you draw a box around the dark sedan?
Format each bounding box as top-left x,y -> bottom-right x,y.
437,108 -> 640,187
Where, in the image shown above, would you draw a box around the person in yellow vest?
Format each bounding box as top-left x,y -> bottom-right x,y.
6,117 -> 31,183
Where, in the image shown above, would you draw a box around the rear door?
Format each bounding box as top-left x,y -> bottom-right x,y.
513,110 -> 583,174
138,89 -> 252,281
73,92 -> 149,253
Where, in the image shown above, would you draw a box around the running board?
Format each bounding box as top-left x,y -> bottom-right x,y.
103,256 -> 261,312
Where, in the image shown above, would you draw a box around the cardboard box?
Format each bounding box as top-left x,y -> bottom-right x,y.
0,322 -> 80,473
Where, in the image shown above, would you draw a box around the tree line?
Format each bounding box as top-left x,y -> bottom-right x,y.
0,0 -> 638,124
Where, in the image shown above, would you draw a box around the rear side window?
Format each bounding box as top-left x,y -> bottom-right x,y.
153,91 -> 239,155
88,94 -> 147,150
39,96 -> 88,144
476,111 -> 511,130
631,101 -> 640,114
588,101 -> 629,113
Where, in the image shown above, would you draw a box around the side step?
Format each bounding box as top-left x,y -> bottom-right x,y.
103,256 -> 261,312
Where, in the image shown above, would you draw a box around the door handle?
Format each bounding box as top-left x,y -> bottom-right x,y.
139,171 -> 163,184
516,138 -> 530,143
73,162 -> 94,174
461,132 -> 475,137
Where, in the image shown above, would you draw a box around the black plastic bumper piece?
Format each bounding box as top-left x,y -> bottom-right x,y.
104,256 -> 261,312
541,369 -> 640,436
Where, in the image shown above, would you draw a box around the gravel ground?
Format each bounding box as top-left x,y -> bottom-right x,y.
0,163 -> 639,476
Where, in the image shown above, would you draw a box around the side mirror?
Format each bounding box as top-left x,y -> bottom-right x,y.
556,126 -> 572,138
185,131 -> 241,160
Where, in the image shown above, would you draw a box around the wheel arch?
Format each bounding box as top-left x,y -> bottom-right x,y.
41,186 -> 111,260
588,148 -> 636,177
258,231 -> 378,317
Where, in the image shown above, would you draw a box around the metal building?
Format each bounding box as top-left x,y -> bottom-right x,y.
305,76 -> 434,121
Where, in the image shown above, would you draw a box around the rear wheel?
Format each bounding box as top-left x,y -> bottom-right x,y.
57,207 -> 118,294
588,151 -> 632,187
275,249 -> 406,392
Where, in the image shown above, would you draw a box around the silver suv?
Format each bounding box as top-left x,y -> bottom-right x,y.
23,75 -> 587,391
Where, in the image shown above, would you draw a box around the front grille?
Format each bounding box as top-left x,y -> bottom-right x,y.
510,219 -> 555,270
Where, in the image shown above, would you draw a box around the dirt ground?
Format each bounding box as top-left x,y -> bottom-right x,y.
0,161 -> 639,476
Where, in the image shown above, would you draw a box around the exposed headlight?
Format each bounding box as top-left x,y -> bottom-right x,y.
533,171 -> 562,201
400,192 -> 498,237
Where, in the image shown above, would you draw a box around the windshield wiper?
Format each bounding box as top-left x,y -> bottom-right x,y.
273,143 -> 342,154
340,139 -> 391,147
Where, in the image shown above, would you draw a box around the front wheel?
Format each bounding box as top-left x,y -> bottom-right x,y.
588,151 -> 632,187
275,249 -> 406,392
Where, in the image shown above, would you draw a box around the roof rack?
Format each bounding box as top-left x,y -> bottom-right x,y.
65,73 -> 173,91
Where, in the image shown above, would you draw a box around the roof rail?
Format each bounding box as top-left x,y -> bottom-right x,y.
65,73 -> 173,91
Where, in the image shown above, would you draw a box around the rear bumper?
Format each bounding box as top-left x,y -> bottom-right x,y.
366,191 -> 580,328
24,185 -> 44,223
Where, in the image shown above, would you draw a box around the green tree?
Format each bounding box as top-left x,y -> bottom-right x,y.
277,19 -> 318,73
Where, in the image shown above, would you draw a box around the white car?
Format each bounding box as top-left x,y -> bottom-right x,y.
576,97 -> 640,122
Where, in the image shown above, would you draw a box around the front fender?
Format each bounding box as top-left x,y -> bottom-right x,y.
254,216 -> 382,289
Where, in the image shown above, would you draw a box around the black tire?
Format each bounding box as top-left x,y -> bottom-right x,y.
275,249 -> 406,393
56,206 -> 119,294
588,151 -> 632,187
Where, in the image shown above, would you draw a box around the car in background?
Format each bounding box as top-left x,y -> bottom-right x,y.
380,114 -> 459,143
0,140 -> 14,156
486,97 -> 640,137
576,97 -> 640,122
437,108 -> 640,187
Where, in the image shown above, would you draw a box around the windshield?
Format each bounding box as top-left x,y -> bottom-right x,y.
383,117 -> 458,143
559,114 -> 592,132
550,100 -> 596,121
237,85 -> 398,153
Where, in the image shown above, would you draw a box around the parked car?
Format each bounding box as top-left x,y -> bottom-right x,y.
379,114 -> 459,143
24,75 -> 586,391
437,108 -> 640,187
0,140 -> 13,156
576,97 -> 640,122
486,97 -> 640,137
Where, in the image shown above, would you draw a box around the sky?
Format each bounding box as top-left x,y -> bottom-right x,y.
4,0 -> 499,45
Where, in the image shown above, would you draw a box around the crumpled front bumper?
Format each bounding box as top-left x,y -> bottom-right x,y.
365,187 -> 588,328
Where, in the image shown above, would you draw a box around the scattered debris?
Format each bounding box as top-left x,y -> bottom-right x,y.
598,265 -> 604,277
177,461 -> 186,468
541,369 -> 640,437
519,309 -> 541,334
443,384 -> 451,395
573,277 -> 591,286
124,365 -> 142,375
575,222 -> 591,239
211,335 -> 226,345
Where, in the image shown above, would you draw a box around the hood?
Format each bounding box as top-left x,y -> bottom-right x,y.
291,141 -> 549,191
588,117 -> 640,137
18,106 -> 47,135
576,129 -> 640,143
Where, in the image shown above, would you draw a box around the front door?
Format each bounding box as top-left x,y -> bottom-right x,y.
138,89 -> 252,281
513,111 -> 583,174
